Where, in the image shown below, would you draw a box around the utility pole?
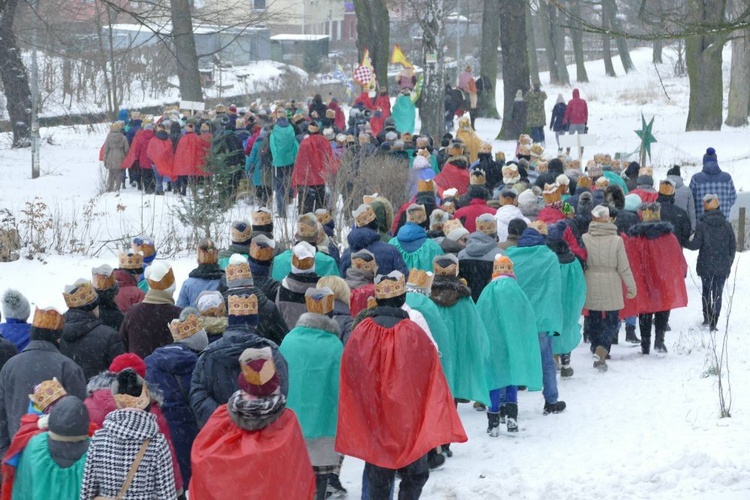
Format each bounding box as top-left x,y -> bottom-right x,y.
30,0 -> 40,179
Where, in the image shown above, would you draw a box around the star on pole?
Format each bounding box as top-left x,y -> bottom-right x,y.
635,113 -> 657,163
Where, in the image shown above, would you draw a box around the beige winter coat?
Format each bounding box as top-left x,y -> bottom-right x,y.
582,221 -> 637,311
103,131 -> 129,170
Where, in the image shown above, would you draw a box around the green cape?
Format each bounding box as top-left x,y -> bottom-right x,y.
554,259 -> 587,355
388,237 -> 444,272
272,250 -> 341,281
391,95 -> 416,135
602,170 -> 629,195
405,292 -> 454,385
13,432 -> 87,500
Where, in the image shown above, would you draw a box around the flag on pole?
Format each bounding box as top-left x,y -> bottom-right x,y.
391,44 -> 413,69
333,63 -> 353,98
353,49 -> 377,90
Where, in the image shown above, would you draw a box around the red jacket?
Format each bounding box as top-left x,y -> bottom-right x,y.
292,133 -> 334,187
563,89 -> 588,125
114,270 -> 145,313
349,283 -> 375,318
433,163 -> 471,198
328,100 -> 347,131
629,188 -> 659,203
369,95 -> 392,137
453,199 -> 496,233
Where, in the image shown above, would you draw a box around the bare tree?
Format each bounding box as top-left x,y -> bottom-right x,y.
527,0 -> 542,88
568,0 -> 588,82
726,0 -> 750,127
497,0 -> 530,140
413,0 -> 446,139
479,0 -> 500,118
0,0 -> 32,147
353,0 -> 390,91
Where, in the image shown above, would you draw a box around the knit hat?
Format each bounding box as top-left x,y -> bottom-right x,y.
132,236 -> 156,261
406,269 -> 434,293
29,378 -> 67,413
109,353 -> 147,378
374,271 -> 406,299
433,255 -> 459,277
251,209 -> 273,234
406,204 -> 427,224
591,205 -> 610,222
530,220 -> 548,235
145,261 -> 175,291
226,254 -> 253,287
353,204 -> 377,227
118,252 -> 144,272
1,289 -> 30,321
703,147 -> 717,164
228,294 -> 259,317
47,396 -> 89,440
443,219 -> 469,241
63,280 -> 99,311
296,213 -> 319,243
231,220 -> 253,245
703,193 -> 720,211
91,264 -> 116,291
624,193 -> 643,211
639,202 -> 661,222
196,290 -> 227,317
238,347 -> 280,397
291,241 -> 316,273
249,235 -> 275,263
492,255 -> 514,278
430,209 -> 450,230
667,165 -> 681,177
305,287 -> 335,315
413,155 -> 431,170
476,214 -> 498,236
351,249 -> 378,274
112,369 -> 150,410
517,189 -> 538,209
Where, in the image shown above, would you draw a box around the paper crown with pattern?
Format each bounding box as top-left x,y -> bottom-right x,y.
197,239 -> 219,265
406,204 -> 427,224
407,269 -> 434,290
470,169 -> 487,186
577,175 -> 592,189
196,291 -> 227,317
530,220 -> 549,235
32,307 -> 64,330
228,294 -> 259,316
530,144 -> 544,157
493,255 -> 514,277
479,142 -> 492,154
639,202 -> 661,222
518,145 -> 531,156
502,164 -> 518,177
315,208 -> 332,226
231,220 -> 253,244
542,183 -> 562,205
476,214 -> 498,235
442,218 -> 465,238
238,347 -> 279,397
92,264 -> 116,291
353,204 -> 377,227
536,160 -> 549,173
113,381 -> 151,411
518,134 -> 532,145
638,167 -> 654,178
374,272 -> 406,299
305,287 -> 335,315
226,254 -> 252,282
296,213 -> 319,240
433,255 -> 459,277
417,179 -> 435,193
63,279 -> 98,309
291,241 -> 316,272
118,252 -> 143,270
132,236 -> 155,258
595,176 -> 610,188
351,249 -> 378,274
249,235 -> 275,262
29,378 -> 67,413
251,208 -> 273,228
168,313 -> 202,342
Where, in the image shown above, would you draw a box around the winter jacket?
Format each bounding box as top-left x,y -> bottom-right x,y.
0,320 -> 30,352
339,227 -> 409,277
145,343 -> 201,483
392,94 -> 416,135
60,309 -> 125,381
103,131 -> 129,170
550,102 -> 567,132
126,120 -> 142,145
80,409 -> 177,500
581,221 -> 637,311
495,205 -> 530,243
0,340 -> 86,457
249,262 -> 281,301
222,286 -> 288,346
511,100 -> 527,137
458,232 -> 503,302
454,199 -> 496,233
270,119 -> 299,167
563,89 -> 588,125
276,273 -> 320,330
292,134 -> 334,187
389,223 -> 444,271
689,160 -> 737,219
218,243 -> 250,270
614,209 -> 640,236
433,158 -> 471,197
656,194 -> 692,247
174,132 -> 210,177
146,131 -> 174,178
121,129 -> 148,170
685,210 -> 736,277
119,298 -> 181,359
525,90 -> 547,127
97,287 -> 125,332
114,270 -> 145,313
176,264 -> 224,308
189,324 -> 288,427
271,249 -> 340,281
0,340 -> 16,374
331,300 -> 354,342
668,174 -> 697,231
630,186 -> 658,203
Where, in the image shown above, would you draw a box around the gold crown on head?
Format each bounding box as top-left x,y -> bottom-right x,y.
374,273 -> 406,300
197,239 -> 219,265
476,216 -> 497,235
169,314 -> 201,341
29,378 -> 67,413
470,170 -> 487,186
659,180 -> 676,196
132,238 -> 155,258
315,209 -> 332,226
305,290 -> 335,315
406,204 -> 427,224
118,252 -> 143,270
577,176 -> 592,189
638,167 -> 654,178
32,307 -> 65,330
146,267 -> 175,291
297,214 -> 319,239
407,269 -> 433,289
249,240 -> 274,262
228,294 -> 259,316
493,255 -> 514,277
231,221 -> 253,243
531,144 -> 544,157
417,179 -> 435,193
530,220 -> 548,235
442,218 -> 464,237
639,202 -> 661,222
703,194 -> 720,211
92,270 -> 116,291
226,260 -> 252,282
354,205 -> 377,227
542,184 -> 562,205
352,255 -> 377,274
518,134 -> 532,145
63,280 -> 98,309
433,259 -> 459,277
252,210 -> 273,228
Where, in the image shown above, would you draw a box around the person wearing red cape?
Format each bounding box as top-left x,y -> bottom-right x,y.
433,140 -> 471,198
146,122 -> 175,195
174,122 -> 209,195
623,202 -> 688,355
336,271 -> 467,498
189,346 -> 315,500
292,122 -> 334,215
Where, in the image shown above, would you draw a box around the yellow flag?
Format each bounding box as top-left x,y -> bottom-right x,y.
391,44 -> 413,69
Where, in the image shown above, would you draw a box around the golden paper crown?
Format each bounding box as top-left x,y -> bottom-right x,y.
29,378 -> 67,412
530,220 -> 548,235
476,217 -> 497,235
146,267 -> 175,291
118,252 -> 143,270
228,294 -> 259,316
479,142 -> 492,154
433,259 -> 459,277
593,153 -> 606,164
417,179 -> 435,193
352,255 -> 377,274
226,261 -> 252,282
402,132 -> 413,142
442,201 -> 456,214
659,181 -> 676,196
518,134 -> 532,145
639,203 -> 661,222
169,314 -> 202,341
297,215 -> 319,239
231,221 -> 253,244
595,177 -> 610,188
114,384 -> 151,410
442,218 -> 465,237
502,165 -> 518,177
252,210 -> 273,227
374,274 -> 406,299
542,184 -> 561,205
354,206 -> 377,227
407,269 -> 433,289
305,293 -> 335,315
448,142 -> 464,156
32,307 -> 64,330
249,241 -> 274,262
407,204 -> 427,224
577,176 -> 592,189
240,351 -> 277,388
132,239 -> 155,258
530,144 -> 544,157
315,209 -> 332,226
197,239 -> 219,265
638,167 -> 654,178
703,195 -> 720,211
470,170 -> 487,186
63,281 -> 98,309
92,272 -> 116,291
518,145 -> 531,156
493,255 -> 514,277
292,253 -> 315,271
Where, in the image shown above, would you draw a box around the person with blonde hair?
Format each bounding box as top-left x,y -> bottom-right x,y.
102,121 -> 129,192
317,276 -> 353,342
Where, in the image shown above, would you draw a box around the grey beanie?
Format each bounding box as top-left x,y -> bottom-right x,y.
48,396 -> 90,438
2,289 -> 30,321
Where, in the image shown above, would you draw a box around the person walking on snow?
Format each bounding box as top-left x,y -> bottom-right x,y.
689,147 -> 737,219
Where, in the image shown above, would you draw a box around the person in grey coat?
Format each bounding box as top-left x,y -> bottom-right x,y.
276,242 -> 321,330
102,121 -> 129,192
667,165 -> 697,231
0,307 -> 87,458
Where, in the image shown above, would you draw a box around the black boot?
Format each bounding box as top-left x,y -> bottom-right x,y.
505,403 -> 519,433
641,334 -> 651,355
499,405 -> 506,424
611,328 -> 619,345
327,473 -> 347,495
487,411 -> 500,437
543,401 -> 566,415
625,324 -> 640,343
560,352 -> 574,378
427,448 -> 445,469
314,474 -> 328,500
654,331 -> 668,353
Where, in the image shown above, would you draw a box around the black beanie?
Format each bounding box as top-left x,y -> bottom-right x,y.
48,396 -> 90,437
548,158 -> 564,173
30,326 -> 62,344
667,165 -> 681,177
114,369 -> 144,398
507,218 -> 528,237
624,161 -> 640,179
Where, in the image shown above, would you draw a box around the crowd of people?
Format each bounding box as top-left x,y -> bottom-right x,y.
1,87 -> 741,499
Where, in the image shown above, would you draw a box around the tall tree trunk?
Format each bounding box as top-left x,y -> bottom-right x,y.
601,2 -> 616,77
538,1 -> 559,83
569,0 -> 588,82
417,0 -> 445,139
602,0 -> 634,73
526,1 -> 541,88
725,1 -> 750,127
479,0 -> 500,118
170,0 -> 203,102
686,0 -> 727,131
652,40 -> 663,63
0,0 -> 32,147
549,3 -> 570,85
498,0 -> 530,140
353,0 -> 390,91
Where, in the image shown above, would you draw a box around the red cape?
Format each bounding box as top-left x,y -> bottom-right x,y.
121,129 -> 144,169
189,406 -> 314,500
292,134 -> 334,187
369,96 -> 392,137
433,163 -> 470,198
146,136 -> 175,178
629,189 -> 659,203
335,317 -> 467,469
623,229 -> 688,314
174,133 -> 208,177
537,206 -> 565,225
349,284 -> 375,318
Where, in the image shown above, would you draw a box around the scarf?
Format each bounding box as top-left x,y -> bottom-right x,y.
189,264 -> 224,280
227,390 -> 286,431
142,289 -> 175,305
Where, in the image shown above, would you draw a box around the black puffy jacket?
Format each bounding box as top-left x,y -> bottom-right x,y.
686,210 -> 736,277
60,309 -> 125,380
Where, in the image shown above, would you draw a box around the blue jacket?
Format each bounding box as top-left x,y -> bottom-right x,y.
396,222 -> 428,253
176,264 -> 224,308
689,161 -> 737,219
0,320 -> 30,352
340,227 -> 409,276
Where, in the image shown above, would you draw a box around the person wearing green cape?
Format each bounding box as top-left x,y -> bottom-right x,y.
476,255 -> 542,436
391,88 -> 416,135
428,255 -> 490,411
272,213 -> 340,281
279,287 -> 344,499
389,204 -> 444,271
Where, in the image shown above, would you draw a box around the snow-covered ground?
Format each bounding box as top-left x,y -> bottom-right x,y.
1,46 -> 750,498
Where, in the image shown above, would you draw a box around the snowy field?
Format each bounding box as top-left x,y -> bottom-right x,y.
1,46 -> 750,498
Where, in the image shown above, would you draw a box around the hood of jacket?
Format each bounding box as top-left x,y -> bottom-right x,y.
496,205 -> 526,225
347,226 -> 380,251
587,221 -> 618,237
702,160 -> 721,175
87,371 -> 118,395
701,209 -> 727,227
628,221 -> 674,239
201,316 -> 228,335
102,408 -> 159,441
147,343 -> 199,375
440,237 -> 466,255
667,175 -> 685,189
62,308 -> 103,342
397,222 -> 428,252
572,88 -> 580,99
114,269 -> 139,287
518,228 -> 546,247
295,312 -> 341,336
281,273 -> 320,294
430,275 -> 471,307
462,232 -> 499,258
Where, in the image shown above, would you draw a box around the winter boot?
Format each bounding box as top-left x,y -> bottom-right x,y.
543,401 -> 566,415
611,329 -> 619,345
427,448 -> 445,470
560,353 -> 574,378
641,333 -> 651,355
582,317 -> 590,343
505,403 -> 519,433
487,412 -> 500,437
442,443 -> 453,458
499,405 -> 507,424
625,324 -> 640,344
473,401 -> 486,411
327,473 -> 347,496
654,331 -> 668,353
593,345 -> 608,372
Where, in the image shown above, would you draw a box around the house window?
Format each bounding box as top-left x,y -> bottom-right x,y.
253,0 -> 266,9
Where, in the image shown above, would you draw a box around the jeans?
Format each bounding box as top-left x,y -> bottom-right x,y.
364,455 -> 429,500
530,126 -> 545,144
639,310 -> 670,339
538,332 -> 558,404
625,316 -> 637,327
567,123 -> 586,156
588,310 -> 620,354
701,275 -> 727,327
489,386 -> 518,413
273,165 -> 293,217
153,170 -> 165,193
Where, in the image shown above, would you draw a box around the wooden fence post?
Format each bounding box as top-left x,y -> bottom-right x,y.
738,207 -> 745,252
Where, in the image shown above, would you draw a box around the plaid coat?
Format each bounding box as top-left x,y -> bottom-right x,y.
689,161 -> 737,219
